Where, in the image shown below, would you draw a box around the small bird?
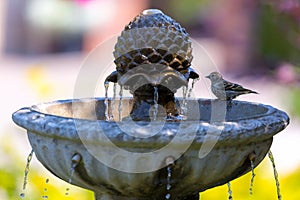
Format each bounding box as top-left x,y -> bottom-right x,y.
206,72 -> 258,101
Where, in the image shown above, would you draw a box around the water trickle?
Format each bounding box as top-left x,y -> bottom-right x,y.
165,157 -> 174,200
68,153 -> 82,184
187,78 -> 198,98
110,82 -> 117,120
68,168 -> 75,184
64,154 -> 81,197
248,152 -> 256,195
104,81 -> 110,121
20,149 -> 34,198
181,85 -> 188,115
268,151 -> 282,200
118,86 -> 123,121
227,182 -> 233,200
249,160 -> 256,195
23,150 -> 34,190
153,86 -> 159,121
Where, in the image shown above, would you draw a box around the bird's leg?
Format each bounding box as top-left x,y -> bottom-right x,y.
227,100 -> 233,110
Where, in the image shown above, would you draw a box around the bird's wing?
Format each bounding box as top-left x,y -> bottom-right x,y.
223,80 -> 257,93
223,80 -> 244,91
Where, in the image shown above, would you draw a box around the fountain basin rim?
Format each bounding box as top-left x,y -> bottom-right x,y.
12,98 -> 289,148
18,97 -> 278,120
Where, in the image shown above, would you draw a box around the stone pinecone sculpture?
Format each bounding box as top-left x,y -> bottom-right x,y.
113,9 -> 193,75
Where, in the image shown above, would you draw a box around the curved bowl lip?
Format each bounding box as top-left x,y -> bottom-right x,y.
29,97 -> 275,120
12,98 -> 290,147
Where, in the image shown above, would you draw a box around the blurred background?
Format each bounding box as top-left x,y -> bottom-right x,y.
1,0 -> 300,199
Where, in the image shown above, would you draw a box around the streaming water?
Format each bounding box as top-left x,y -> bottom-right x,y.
110,82 -> 117,120
187,79 -> 197,98
153,86 -> 159,121
268,151 -> 282,200
69,154 -> 82,184
249,160 -> 256,195
227,182 -> 233,200
104,81 -> 109,121
180,78 -> 198,116
68,167 -> 75,184
181,85 -> 188,115
20,149 -> 34,198
65,154 -> 82,196
118,86 -> 123,121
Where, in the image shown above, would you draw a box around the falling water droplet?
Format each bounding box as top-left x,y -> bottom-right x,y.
65,188 -> 70,196
165,157 -> 174,200
249,159 -> 256,195
227,182 -> 233,200
165,193 -> 171,199
165,165 -> 172,200
104,81 -> 110,121
268,151 -> 282,200
20,149 -> 34,198
118,86 -> 123,121
42,178 -> 49,199
153,86 -> 159,121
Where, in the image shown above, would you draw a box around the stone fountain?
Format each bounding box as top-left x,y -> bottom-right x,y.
12,9 -> 289,200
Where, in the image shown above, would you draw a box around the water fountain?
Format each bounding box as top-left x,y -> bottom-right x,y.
12,9 -> 289,200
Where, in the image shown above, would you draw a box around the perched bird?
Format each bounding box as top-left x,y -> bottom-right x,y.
206,72 -> 258,101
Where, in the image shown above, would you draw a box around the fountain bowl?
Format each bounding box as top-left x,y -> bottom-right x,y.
12,98 -> 289,200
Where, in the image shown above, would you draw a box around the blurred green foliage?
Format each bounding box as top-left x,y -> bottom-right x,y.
288,87 -> 300,117
0,134 -> 94,200
167,0 -> 208,24
257,3 -> 300,67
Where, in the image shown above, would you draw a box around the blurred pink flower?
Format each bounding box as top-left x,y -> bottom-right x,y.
276,63 -> 298,84
278,0 -> 300,19
75,0 -> 91,6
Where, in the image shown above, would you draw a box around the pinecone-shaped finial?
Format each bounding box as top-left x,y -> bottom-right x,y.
113,9 -> 193,75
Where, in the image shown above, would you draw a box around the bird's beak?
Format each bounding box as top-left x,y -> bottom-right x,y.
205,75 -> 210,79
